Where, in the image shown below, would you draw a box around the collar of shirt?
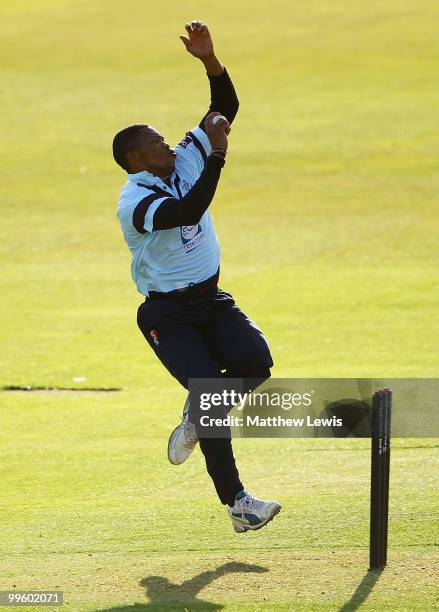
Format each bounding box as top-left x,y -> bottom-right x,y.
127,170 -> 167,186
127,169 -> 155,185
127,169 -> 175,195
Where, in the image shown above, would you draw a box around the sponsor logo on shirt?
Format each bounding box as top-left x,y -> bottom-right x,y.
181,224 -> 205,253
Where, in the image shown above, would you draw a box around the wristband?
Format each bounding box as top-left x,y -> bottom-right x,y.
211,148 -> 227,158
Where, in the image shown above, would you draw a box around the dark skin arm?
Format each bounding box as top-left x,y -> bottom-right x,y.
180,20 -> 239,127
179,21 -> 224,75
153,21 -> 236,231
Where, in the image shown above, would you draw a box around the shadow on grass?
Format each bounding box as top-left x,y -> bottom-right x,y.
97,561 -> 268,611
339,569 -> 383,611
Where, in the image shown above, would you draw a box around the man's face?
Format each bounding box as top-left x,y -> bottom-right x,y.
128,126 -> 176,176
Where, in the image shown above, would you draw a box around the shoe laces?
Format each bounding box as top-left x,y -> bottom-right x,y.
237,492 -> 264,513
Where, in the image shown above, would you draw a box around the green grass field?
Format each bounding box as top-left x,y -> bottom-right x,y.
1,0 -> 439,610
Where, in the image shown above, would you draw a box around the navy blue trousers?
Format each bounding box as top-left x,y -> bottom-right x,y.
137,287 -> 273,505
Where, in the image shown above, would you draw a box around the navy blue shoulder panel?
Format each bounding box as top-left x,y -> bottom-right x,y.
132,193 -> 162,234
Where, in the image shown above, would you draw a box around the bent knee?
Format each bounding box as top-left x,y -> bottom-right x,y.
227,351 -> 273,382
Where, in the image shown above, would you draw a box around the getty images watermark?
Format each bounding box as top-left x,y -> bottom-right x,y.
188,378 -> 439,438
198,389 -> 342,429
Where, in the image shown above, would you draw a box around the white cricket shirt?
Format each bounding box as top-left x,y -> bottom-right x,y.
117,126 -> 221,296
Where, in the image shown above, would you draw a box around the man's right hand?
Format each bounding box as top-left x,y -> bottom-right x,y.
205,112 -> 230,152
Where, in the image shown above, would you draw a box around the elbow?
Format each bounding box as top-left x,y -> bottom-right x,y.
177,204 -> 204,226
182,212 -> 203,226
230,98 -> 239,122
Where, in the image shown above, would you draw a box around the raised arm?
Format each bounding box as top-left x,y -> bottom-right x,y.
179,20 -> 239,128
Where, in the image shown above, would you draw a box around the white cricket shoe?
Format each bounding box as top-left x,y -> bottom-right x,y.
167,396 -> 198,465
228,490 -> 281,533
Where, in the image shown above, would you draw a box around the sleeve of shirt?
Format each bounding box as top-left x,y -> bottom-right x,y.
174,126 -> 212,179
199,68 -> 239,130
152,154 -> 226,230
132,193 -> 169,234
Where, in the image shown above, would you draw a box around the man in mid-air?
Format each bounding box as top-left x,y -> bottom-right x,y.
113,20 -> 280,532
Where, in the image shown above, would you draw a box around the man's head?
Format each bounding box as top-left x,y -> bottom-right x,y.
112,124 -> 176,177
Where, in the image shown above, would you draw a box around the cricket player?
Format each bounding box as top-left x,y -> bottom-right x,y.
113,20 -> 281,532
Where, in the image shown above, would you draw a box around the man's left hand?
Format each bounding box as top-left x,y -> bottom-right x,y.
180,20 -> 214,60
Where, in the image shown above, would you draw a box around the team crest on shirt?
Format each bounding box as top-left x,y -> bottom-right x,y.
181,223 -> 205,253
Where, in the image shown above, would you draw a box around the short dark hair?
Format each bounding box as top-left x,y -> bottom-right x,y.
112,124 -> 148,171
